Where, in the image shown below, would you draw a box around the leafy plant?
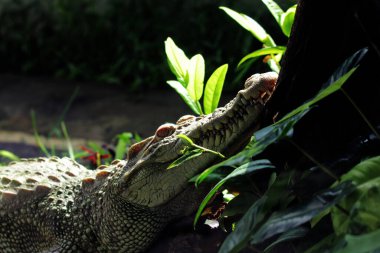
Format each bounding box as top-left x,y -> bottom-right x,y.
182,48 -> 369,253
165,37 -> 229,115
220,0 -> 297,72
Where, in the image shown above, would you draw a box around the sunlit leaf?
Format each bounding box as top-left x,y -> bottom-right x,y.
220,6 -> 276,47
187,54 -> 205,101
164,37 -> 190,82
261,0 -> 284,26
238,46 -> 286,68
115,132 -> 133,160
167,80 -> 201,115
167,149 -> 203,170
280,5 -> 296,37
0,150 -> 20,161
203,64 -> 228,114
194,160 -> 274,227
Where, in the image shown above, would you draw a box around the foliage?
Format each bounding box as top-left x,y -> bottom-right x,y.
220,0 -> 297,72
0,0 -> 290,90
165,37 -> 229,115
181,48 -> 373,253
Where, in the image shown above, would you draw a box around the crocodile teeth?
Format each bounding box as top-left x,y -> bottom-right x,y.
241,97 -> 248,105
208,136 -> 215,147
232,123 -> 239,133
214,135 -> 220,146
225,128 -> 232,138
214,122 -> 222,130
202,138 -> 208,147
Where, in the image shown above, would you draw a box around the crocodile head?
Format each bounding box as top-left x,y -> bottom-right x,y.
118,72 -> 278,208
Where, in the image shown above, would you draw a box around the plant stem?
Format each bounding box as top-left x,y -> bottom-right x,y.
341,88 -> 380,140
287,138 -> 339,181
193,143 -> 225,158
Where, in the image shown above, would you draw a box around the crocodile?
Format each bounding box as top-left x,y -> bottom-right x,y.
0,72 -> 278,253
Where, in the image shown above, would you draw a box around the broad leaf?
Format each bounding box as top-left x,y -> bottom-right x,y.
187,54 -> 205,101
250,181 -> 355,244
280,5 -> 296,37
238,46 -> 286,68
334,229 -> 380,253
167,80 -> 201,115
261,0 -> 284,26
203,64 -> 228,114
332,156 -> 380,235
194,160 -> 274,227
164,37 -> 190,82
220,6 -> 276,47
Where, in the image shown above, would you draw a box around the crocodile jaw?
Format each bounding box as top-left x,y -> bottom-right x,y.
120,72 -> 278,207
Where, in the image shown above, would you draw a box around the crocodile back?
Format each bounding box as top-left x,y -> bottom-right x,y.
0,157 -> 91,210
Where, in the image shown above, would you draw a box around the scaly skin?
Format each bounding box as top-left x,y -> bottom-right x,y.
0,72 -> 277,253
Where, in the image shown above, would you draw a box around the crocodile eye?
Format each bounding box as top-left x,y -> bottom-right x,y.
155,123 -> 176,138
176,115 -> 196,125
127,136 -> 154,160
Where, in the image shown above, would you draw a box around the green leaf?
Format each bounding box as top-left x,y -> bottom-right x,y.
115,132 -> 133,160
280,68 -> 356,122
238,46 -> 286,68
334,229 -> 380,253
167,149 -> 203,170
218,196 -> 268,253
187,54 -> 205,101
203,64 -> 228,114
220,6 -> 276,47
250,181 -> 355,244
280,5 -> 297,37
264,227 -> 308,253
164,37 -> 190,82
0,150 -> 20,161
332,156 -> 380,235
261,0 -> 284,26
194,160 -> 274,227
281,48 -> 367,122
167,80 -> 201,115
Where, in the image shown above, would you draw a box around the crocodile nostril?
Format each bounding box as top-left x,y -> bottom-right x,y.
155,123 -> 177,138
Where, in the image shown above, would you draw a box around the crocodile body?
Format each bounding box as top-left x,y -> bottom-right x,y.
0,72 -> 277,253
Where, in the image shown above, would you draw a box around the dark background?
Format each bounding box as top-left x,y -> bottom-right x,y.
0,0 -> 295,146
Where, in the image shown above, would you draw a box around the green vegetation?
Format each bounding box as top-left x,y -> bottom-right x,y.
0,0 -> 295,90
220,0 -> 296,72
1,0 -> 379,252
